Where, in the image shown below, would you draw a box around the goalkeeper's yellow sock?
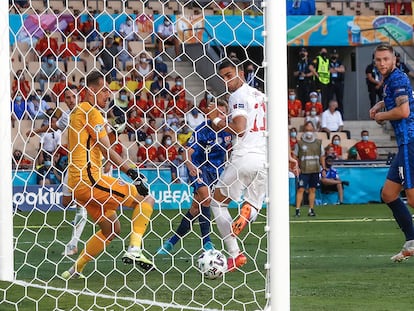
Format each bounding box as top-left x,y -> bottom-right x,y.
129,202 -> 153,249
75,230 -> 109,273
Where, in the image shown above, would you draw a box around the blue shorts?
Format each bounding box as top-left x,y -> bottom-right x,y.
387,142 -> 414,189
297,172 -> 320,189
189,167 -> 220,192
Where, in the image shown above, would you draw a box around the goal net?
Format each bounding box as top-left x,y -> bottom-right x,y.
2,0 -> 277,310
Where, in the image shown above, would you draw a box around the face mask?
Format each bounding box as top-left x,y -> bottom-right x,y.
333,140 -> 340,145
140,58 -> 147,63
290,131 -> 297,138
289,95 -> 296,101
176,81 -> 182,86
44,161 -> 51,166
321,52 -> 327,58
165,139 -> 172,146
299,53 -> 305,58
47,58 -> 54,65
362,135 -> 369,141
331,57 -> 337,61
80,82 -> 85,86
164,21 -> 171,26
305,131 -> 313,139
15,95 -> 22,102
310,98 -> 317,103
127,20 -> 132,26
145,138 -> 152,145
176,155 -> 182,160
171,125 -> 178,132
310,111 -> 317,116
120,94 -> 128,101
207,94 -> 213,100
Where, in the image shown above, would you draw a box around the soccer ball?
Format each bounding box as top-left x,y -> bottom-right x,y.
197,249 -> 227,279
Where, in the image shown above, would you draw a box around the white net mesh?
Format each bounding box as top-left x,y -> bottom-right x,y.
6,1 -> 268,310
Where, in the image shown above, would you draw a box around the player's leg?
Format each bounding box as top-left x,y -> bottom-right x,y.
195,183 -> 214,250
384,146 -> 414,262
61,171 -> 87,256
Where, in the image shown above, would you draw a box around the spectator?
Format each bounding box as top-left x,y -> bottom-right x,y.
125,69 -> 144,94
58,35 -> 87,72
35,29 -> 59,60
36,156 -> 61,185
118,15 -> 138,42
126,108 -> 145,142
51,73 -> 72,103
129,91 -> 148,117
11,92 -> 28,127
177,123 -> 193,147
354,130 -> 378,160
395,52 -> 414,79
37,114 -> 62,165
289,127 -> 298,152
157,134 -> 178,163
171,75 -> 185,99
304,91 -> 323,116
294,121 -> 324,217
150,76 -> 170,98
328,49 -> 345,114
324,144 -> 339,160
245,62 -> 262,90
186,107 -> 204,131
145,118 -> 157,139
288,88 -> 303,118
137,135 -> 158,167
309,47 -> 331,110
328,134 -> 343,159
305,106 -> 321,131
79,13 -> 101,48
148,94 -> 165,119
365,56 -> 383,108
37,54 -> 60,92
293,47 -> 313,107
198,90 -> 214,114
228,51 -> 238,61
137,52 -> 154,91
385,0 -> 412,15
115,36 -> 133,71
319,155 -> 348,205
287,0 -> 316,15
27,93 -> 51,120
78,77 -> 86,101
171,147 -> 189,184
156,15 -> 182,61
97,35 -> 119,80
12,148 -> 32,170
321,100 -> 350,139
172,94 -> 188,117
11,70 -> 30,100
108,88 -> 130,122
154,54 -> 168,77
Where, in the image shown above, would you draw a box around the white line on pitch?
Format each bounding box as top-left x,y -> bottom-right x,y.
290,218 -> 394,224
13,280 -> 224,311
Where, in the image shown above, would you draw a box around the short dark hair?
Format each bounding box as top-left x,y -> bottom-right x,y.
86,71 -> 104,87
218,58 -> 243,71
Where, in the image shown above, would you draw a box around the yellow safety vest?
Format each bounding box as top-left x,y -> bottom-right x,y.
316,56 -> 330,85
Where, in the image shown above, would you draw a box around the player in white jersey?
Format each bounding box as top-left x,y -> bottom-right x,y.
28,85 -> 87,256
209,59 -> 267,272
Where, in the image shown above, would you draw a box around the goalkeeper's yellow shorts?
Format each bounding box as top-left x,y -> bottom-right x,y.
73,175 -> 138,222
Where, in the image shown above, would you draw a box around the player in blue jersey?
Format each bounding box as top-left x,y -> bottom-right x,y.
157,100 -> 232,255
369,43 -> 414,262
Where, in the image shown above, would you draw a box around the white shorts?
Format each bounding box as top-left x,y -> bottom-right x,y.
215,153 -> 267,209
62,171 -> 71,197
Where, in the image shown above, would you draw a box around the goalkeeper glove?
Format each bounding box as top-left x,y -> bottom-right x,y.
126,169 -> 149,196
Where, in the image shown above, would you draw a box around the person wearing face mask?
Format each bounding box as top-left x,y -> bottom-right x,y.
293,47 -> 312,107
156,16 -> 182,61
198,90 -> 214,114
328,134 -> 343,160
309,47 -> 331,110
108,88 -> 129,123
289,127 -> 298,152
37,54 -> 60,92
137,52 -> 154,91
157,134 -> 178,167
305,106 -> 321,131
288,89 -> 303,118
328,49 -> 345,114
186,107 -> 204,130
305,91 -> 323,116
11,92 -> 28,127
137,135 -> 158,167
12,70 -> 31,99
244,62 -> 262,90
294,121 -> 325,217
354,130 -> 378,160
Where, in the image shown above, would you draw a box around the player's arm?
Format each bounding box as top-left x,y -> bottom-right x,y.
209,107 -> 246,137
182,147 -> 199,177
369,100 -> 385,120
374,95 -> 410,122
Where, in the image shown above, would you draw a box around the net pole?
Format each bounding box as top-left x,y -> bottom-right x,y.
265,0 -> 290,309
0,1 -> 14,282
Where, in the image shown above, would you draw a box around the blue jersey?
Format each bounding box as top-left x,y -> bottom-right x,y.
187,121 -> 232,174
383,68 -> 414,146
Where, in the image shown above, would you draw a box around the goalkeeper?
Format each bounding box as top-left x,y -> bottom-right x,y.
157,100 -> 231,255
61,71 -> 154,280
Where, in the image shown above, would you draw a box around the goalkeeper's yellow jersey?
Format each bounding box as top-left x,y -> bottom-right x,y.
67,101 -> 107,189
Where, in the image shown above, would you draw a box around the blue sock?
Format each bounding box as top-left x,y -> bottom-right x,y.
387,198 -> 414,241
199,206 -> 212,245
169,211 -> 194,245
